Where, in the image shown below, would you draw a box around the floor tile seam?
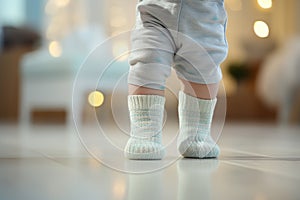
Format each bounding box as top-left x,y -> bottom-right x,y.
221,160 -> 300,180
221,148 -> 300,160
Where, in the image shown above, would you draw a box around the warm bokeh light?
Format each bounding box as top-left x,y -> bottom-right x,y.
226,0 -> 243,11
253,20 -> 270,38
49,41 -> 62,57
88,91 -> 104,107
257,0 -> 272,9
54,0 -> 70,8
112,40 -> 129,61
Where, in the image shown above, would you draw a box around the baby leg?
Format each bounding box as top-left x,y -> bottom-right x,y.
124,27 -> 174,160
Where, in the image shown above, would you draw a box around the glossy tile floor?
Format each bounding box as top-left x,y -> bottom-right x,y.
0,122 -> 300,200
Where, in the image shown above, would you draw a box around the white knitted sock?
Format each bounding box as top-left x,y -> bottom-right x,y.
177,91 -> 220,158
124,95 -> 165,160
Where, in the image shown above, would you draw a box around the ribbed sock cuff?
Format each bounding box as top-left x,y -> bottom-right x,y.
128,95 -> 165,110
179,91 -> 217,113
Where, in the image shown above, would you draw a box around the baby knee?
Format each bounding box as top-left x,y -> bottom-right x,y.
128,50 -> 172,90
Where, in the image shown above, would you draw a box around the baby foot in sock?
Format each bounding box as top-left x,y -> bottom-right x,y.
124,95 -> 166,160
178,137 -> 220,158
177,91 -> 220,159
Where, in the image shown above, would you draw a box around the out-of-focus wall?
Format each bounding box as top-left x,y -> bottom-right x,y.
225,0 -> 300,62
272,0 -> 300,45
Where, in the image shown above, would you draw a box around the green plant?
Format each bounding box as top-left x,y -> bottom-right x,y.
227,62 -> 249,84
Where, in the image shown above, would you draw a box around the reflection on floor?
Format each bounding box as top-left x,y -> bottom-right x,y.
0,122 -> 299,200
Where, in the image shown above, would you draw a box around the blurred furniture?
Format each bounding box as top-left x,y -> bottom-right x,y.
225,37 -> 278,122
290,90 -> 300,124
20,25 -> 111,126
226,86 -> 277,122
20,50 -> 76,125
2,26 -> 40,51
20,47 -> 130,127
226,60 -> 277,122
0,26 -> 39,122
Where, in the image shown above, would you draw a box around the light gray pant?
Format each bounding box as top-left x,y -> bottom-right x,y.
128,0 -> 228,90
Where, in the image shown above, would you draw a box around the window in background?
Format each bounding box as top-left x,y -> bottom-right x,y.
0,0 -> 25,26
0,0 -> 45,32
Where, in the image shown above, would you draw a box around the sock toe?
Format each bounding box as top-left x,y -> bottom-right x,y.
124,139 -> 165,160
178,140 -> 220,158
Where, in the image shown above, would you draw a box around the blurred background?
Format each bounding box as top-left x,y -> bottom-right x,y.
1,2 -> 299,199
0,0 -> 299,126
